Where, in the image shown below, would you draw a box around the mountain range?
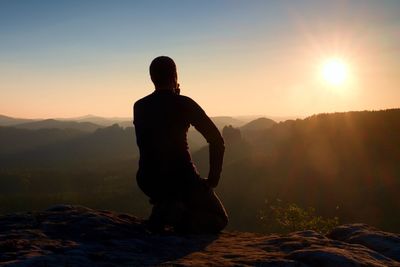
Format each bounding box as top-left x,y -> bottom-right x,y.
0,114 -> 282,130
0,108 -> 399,233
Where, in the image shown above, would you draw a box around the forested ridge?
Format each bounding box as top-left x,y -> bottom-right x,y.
1,109 -> 399,232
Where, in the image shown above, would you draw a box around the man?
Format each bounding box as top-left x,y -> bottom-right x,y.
133,56 -> 228,234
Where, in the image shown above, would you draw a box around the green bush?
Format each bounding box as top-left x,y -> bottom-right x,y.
258,199 -> 339,234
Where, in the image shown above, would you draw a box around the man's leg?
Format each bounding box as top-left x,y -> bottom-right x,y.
176,185 -> 228,234
147,199 -> 186,233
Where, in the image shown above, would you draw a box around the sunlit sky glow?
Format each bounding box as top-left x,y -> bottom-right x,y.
322,58 -> 348,86
0,0 -> 399,119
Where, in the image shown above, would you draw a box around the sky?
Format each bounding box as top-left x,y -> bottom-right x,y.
0,0 -> 399,119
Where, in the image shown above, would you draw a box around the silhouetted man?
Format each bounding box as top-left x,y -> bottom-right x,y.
133,56 -> 228,234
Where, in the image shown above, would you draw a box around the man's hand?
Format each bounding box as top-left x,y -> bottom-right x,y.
199,177 -> 217,189
205,176 -> 219,188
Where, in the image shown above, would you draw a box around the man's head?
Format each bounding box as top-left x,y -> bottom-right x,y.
149,56 -> 177,90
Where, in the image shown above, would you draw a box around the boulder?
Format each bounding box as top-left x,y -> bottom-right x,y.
0,205 -> 398,266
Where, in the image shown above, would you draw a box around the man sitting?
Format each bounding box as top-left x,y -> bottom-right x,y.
133,56 -> 228,234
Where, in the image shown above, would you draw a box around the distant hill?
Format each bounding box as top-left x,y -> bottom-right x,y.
0,114 -> 37,126
0,114 -> 256,130
13,119 -> 101,132
211,116 -> 245,129
117,121 -> 134,128
240,117 -> 276,132
238,117 -> 277,140
186,116 -> 254,151
1,124 -> 138,167
69,114 -> 131,127
0,126 -> 86,155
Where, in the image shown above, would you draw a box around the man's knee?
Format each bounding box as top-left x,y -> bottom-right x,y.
200,192 -> 229,233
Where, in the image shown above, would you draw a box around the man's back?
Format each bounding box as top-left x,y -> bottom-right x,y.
134,89 -> 224,200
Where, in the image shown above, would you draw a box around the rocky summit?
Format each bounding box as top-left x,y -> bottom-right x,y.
0,205 -> 399,266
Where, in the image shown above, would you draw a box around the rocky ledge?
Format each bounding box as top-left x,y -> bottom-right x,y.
0,205 -> 399,266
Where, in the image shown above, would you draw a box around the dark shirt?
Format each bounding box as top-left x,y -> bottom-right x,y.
133,90 -> 224,200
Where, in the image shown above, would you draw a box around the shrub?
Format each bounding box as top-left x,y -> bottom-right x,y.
258,199 -> 339,234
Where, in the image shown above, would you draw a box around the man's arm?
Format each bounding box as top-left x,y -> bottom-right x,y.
187,98 -> 225,188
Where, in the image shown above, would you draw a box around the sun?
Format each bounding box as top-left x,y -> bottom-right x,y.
321,58 -> 348,86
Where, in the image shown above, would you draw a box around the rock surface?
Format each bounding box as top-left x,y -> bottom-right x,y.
0,205 -> 399,266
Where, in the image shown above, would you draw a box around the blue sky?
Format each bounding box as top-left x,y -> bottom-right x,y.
1,0 -> 399,118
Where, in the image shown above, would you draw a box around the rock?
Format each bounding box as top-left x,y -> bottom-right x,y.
328,223 -> 400,262
0,205 -> 399,266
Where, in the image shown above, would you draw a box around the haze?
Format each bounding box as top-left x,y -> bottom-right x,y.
1,0 -> 399,119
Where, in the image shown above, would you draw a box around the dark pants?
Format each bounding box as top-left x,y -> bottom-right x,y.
146,177 -> 228,234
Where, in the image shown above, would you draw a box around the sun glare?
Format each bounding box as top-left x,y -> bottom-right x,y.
321,58 -> 348,86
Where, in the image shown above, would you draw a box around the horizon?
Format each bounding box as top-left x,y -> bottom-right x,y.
1,1 -> 400,118
0,111 -> 300,122
3,107 -> 400,123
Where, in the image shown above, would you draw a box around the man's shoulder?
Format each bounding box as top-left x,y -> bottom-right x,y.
134,93 -> 154,107
177,94 -> 199,107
